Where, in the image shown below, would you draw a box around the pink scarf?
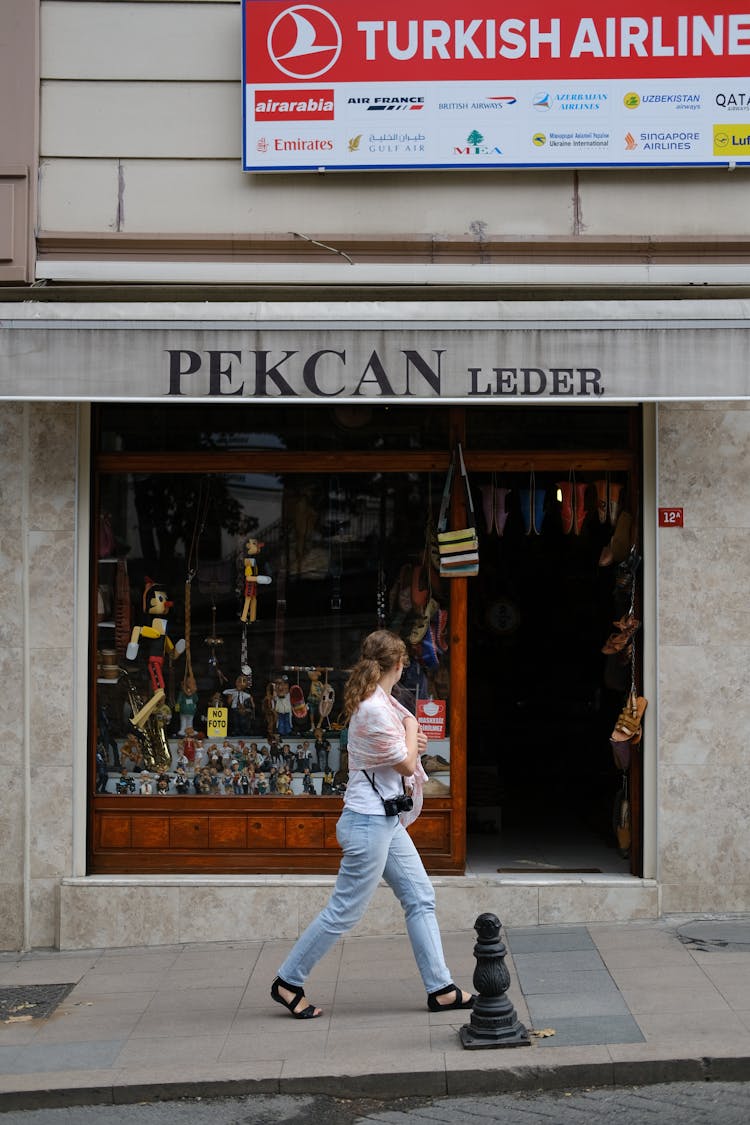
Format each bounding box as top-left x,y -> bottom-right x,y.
347,685 -> 427,827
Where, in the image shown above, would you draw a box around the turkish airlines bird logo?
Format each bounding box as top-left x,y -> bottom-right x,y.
268,6 -> 343,79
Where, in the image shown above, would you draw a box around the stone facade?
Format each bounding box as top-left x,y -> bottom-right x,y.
2,399 -> 748,947
0,403 -> 77,949
658,402 -> 750,914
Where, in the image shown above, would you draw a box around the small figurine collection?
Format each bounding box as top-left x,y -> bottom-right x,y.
104,733 -> 346,797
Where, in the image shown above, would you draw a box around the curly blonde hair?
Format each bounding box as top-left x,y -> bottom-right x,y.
343,630 -> 407,719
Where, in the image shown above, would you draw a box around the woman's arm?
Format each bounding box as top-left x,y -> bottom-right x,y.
392,715 -> 420,776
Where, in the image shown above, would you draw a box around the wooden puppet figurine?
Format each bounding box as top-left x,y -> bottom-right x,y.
240,537 -> 272,623
126,578 -> 185,729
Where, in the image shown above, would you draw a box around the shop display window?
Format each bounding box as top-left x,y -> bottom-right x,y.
94,467 -> 452,801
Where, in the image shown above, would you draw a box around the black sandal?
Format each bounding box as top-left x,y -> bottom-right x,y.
427,983 -> 476,1012
271,975 -> 322,1019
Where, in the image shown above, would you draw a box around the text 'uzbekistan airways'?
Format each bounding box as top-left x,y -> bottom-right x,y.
355,15 -> 750,60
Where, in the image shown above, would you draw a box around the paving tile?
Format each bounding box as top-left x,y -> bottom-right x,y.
220,1030 -> 325,1063
0,1022 -> 41,1046
114,1034 -> 224,1067
526,992 -> 630,1020
512,950 -> 605,975
507,928 -> 595,954
31,1013 -> 145,1044
517,969 -> 621,996
131,1008 -> 236,1039
620,984 -> 733,1015
70,970 -> 168,997
0,1044 -> 23,1070
7,1039 -> 124,1073
530,1014 -> 644,1047
608,964 -> 711,990
0,961 -> 95,987
597,946 -> 696,969
143,986 -> 241,1013
634,1009 -> 750,1042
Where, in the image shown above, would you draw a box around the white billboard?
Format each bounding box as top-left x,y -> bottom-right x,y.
242,1 -> 750,171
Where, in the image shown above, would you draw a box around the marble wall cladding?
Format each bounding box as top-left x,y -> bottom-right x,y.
0,534 -> 24,650
59,885 -> 181,949
0,405 -> 79,948
30,877 -> 60,949
29,765 -> 73,880
27,404 -> 77,531
538,882 -> 659,925
0,403 -> 24,523
0,884 -> 23,949
658,403 -> 750,909
177,885 -> 300,944
29,648 -> 76,765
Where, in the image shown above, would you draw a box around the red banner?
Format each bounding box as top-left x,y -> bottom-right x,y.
245,2 -> 750,84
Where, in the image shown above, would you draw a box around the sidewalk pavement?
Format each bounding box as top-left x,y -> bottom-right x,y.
1,918 -> 750,1112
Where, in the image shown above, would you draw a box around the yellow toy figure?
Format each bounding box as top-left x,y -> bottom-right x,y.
240,537 -> 272,623
126,578 -> 185,729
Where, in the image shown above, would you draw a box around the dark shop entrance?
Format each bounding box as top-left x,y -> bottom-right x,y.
462,405 -> 642,878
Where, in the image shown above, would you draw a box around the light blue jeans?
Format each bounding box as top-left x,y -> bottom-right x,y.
277,809 -> 453,995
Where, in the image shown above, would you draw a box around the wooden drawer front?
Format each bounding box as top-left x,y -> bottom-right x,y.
286,817 -> 325,849
247,816 -> 285,849
324,815 -> 341,849
132,816 -> 170,849
409,813 -> 450,852
170,816 -> 209,848
209,817 -> 247,849
98,814 -> 131,849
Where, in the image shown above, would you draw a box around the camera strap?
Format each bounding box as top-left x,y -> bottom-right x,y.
362,770 -> 406,811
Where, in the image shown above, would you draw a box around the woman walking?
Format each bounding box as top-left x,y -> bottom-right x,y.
271,629 -> 474,1019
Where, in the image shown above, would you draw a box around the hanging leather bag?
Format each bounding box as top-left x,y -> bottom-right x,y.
437,443 -> 479,576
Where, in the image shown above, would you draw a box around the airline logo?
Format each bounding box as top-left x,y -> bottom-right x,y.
255,89 -> 335,120
267,5 -> 342,80
714,123 -> 750,153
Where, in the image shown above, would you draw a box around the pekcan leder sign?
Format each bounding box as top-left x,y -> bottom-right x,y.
3,318 -> 750,400
242,1 -> 750,171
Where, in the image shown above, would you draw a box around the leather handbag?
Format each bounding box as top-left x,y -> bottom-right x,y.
437,444 -> 479,576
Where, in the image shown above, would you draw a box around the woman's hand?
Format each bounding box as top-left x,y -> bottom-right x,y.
393,714 -> 420,776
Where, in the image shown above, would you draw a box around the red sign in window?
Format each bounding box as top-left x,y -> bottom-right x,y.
417,699 -> 447,740
658,507 -> 684,527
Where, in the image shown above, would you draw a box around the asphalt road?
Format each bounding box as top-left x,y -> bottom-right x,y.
3,1084 -> 750,1125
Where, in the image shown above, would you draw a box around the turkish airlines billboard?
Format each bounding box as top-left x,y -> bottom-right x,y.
242,1 -> 750,171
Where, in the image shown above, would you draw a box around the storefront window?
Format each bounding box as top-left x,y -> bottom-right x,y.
97,404 -> 450,453
94,468 -> 452,801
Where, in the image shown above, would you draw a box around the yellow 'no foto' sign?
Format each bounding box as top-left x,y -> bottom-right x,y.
206,707 -> 228,739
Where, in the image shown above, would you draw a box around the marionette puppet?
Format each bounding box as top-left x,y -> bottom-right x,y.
126,579 -> 185,729
223,673 -> 255,736
274,677 -> 293,736
175,673 -> 200,735
240,537 -> 272,623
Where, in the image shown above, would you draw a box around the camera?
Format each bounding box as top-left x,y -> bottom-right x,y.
382,793 -> 414,817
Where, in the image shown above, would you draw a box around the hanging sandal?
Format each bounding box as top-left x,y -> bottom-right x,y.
427,983 -> 476,1012
271,976 -> 322,1019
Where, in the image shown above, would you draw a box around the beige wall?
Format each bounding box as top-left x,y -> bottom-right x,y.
658,403 -> 750,914
0,0 -> 38,281
38,1 -> 750,240
0,403 -> 78,949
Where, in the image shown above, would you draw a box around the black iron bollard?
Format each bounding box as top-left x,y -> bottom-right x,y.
460,912 -> 531,1049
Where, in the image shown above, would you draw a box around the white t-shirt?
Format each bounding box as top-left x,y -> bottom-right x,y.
344,686 -> 408,815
